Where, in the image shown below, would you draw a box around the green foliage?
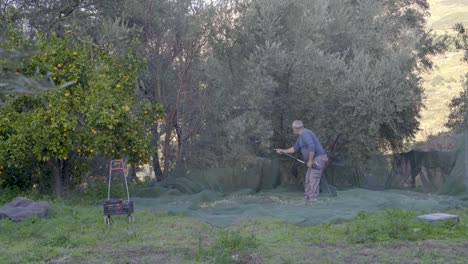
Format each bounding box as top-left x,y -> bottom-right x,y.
447,75 -> 468,131
3,0 -> 444,176
447,24 -> 468,131
0,187 -> 44,205
68,180 -> 139,206
198,230 -> 259,264
200,0 -> 438,169
0,27 -> 52,107
0,29 -> 164,194
343,209 -> 466,244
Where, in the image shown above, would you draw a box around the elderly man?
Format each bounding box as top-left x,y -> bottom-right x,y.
276,120 -> 328,201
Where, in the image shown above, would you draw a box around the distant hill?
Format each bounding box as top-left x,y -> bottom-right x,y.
428,0 -> 468,32
416,0 -> 468,142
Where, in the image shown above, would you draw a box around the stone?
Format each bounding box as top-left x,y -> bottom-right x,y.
417,213 -> 459,224
0,197 -> 49,222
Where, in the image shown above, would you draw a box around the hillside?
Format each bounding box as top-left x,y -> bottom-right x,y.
416,0 -> 468,141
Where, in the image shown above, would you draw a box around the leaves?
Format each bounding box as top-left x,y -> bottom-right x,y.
199,0 -> 432,167
0,28 -> 163,191
446,24 -> 468,131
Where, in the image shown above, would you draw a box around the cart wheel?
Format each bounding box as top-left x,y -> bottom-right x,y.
127,214 -> 134,223
105,215 -> 112,225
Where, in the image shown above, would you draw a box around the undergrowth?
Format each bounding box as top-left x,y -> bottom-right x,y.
197,231 -> 259,264
342,209 -> 467,243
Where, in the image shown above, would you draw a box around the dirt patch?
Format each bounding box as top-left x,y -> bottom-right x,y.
306,240 -> 468,264
76,245 -> 183,263
240,255 -> 263,264
105,246 -> 182,264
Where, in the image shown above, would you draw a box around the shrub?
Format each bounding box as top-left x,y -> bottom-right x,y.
199,230 -> 259,264
344,209 -> 467,243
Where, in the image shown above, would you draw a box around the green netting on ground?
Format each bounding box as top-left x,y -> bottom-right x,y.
159,156 -> 337,197
379,133 -> 468,195
130,133 -> 468,228
160,157 -> 282,193
440,133 -> 468,195
133,187 -> 468,227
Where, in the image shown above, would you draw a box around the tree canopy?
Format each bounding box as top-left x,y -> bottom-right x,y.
447,23 -> 468,131
0,0 -> 455,195
0,24 -> 163,196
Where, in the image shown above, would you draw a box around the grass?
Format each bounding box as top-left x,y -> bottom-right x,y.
1,194 -> 468,263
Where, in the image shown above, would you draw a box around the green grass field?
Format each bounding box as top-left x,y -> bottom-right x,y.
0,199 -> 467,264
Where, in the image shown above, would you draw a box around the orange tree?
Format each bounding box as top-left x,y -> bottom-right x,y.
0,32 -> 163,196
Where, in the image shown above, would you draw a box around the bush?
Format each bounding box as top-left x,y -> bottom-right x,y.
64,176 -> 143,206
0,187 -> 45,204
199,230 -> 259,264
344,209 -> 467,243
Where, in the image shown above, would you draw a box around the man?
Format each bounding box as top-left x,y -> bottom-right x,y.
276,120 -> 328,201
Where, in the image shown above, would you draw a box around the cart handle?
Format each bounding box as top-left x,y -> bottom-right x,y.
108,159 -> 131,202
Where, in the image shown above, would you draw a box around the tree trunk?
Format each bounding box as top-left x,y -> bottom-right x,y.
48,152 -> 77,197
49,159 -> 63,197
61,160 -> 72,195
150,124 -> 164,181
61,151 -> 78,196
152,152 -> 163,182
128,163 -> 137,183
175,121 -> 183,160
272,68 -> 292,148
162,116 -> 173,176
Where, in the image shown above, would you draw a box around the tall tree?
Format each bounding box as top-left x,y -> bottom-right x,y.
122,0 -> 214,180
197,0 -> 444,169
0,32 -> 162,196
447,24 -> 468,131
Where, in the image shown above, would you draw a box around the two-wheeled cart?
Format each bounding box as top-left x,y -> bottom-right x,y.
104,159 -> 134,224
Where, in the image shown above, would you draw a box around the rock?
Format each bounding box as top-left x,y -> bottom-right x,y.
417,213 -> 459,224
0,197 -> 49,222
